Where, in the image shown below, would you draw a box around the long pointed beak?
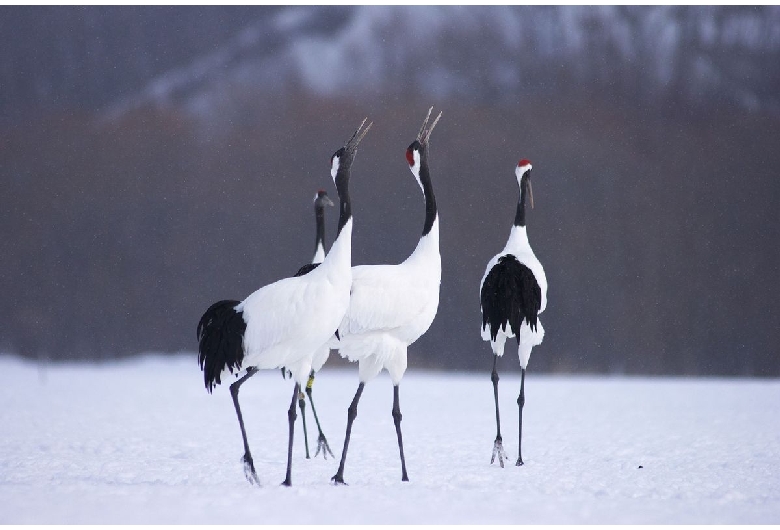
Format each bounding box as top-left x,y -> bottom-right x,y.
323,196 -> 335,207
528,179 -> 535,209
346,118 -> 372,152
417,106 -> 442,145
416,107 -> 433,142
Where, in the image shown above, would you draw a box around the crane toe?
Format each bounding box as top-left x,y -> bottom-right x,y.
315,432 -> 335,459
331,473 -> 348,486
491,436 -> 508,468
242,453 -> 260,486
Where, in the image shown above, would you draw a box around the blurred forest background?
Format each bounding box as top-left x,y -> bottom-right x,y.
1,6 -> 779,376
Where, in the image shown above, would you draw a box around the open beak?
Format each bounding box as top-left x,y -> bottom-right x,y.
346,118 -> 373,154
417,106 -> 442,146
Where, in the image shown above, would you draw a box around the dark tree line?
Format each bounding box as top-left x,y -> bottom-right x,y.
0,6 -> 281,119
2,6 -> 779,120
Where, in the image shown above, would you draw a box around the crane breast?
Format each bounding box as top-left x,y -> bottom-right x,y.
340,264 -> 439,340
240,274 -> 349,362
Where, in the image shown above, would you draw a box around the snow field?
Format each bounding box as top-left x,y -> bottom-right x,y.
0,355 -> 778,524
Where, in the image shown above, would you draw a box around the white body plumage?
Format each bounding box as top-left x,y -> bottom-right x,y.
232,219 -> 352,385
333,218 -> 441,384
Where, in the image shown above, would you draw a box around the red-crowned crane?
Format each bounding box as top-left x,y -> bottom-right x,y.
479,159 -> 547,467
331,107 -> 442,484
197,119 -> 371,486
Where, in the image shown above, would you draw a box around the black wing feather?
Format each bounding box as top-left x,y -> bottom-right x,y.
480,255 -> 542,342
197,300 -> 247,393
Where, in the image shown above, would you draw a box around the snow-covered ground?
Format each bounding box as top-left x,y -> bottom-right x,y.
0,354 -> 778,524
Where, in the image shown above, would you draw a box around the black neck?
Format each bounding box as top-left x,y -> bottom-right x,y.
335,171 -> 352,236
315,205 -> 325,251
419,151 -> 437,236
514,176 -> 528,228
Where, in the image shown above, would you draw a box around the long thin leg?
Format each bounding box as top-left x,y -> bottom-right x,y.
392,385 -> 409,482
491,354 -> 507,467
282,382 -> 300,487
298,389 -> 311,459
306,370 -> 335,458
332,382 -> 364,485
230,367 -> 260,485
516,368 -> 526,466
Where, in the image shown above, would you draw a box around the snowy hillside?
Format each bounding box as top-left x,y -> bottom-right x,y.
1,355 -> 778,524
104,6 -> 780,120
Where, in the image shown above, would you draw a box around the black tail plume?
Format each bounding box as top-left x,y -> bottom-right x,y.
197,300 -> 247,393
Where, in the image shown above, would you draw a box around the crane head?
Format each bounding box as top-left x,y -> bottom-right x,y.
406,106 -> 442,178
331,118 -> 372,181
516,159 -> 534,209
314,190 -> 334,208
